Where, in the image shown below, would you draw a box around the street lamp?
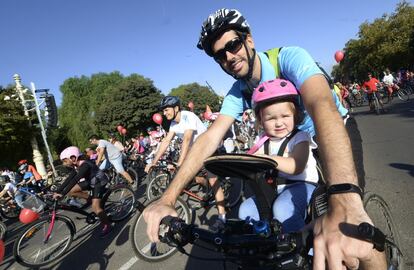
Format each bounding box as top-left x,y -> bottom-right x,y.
12,74 -> 49,178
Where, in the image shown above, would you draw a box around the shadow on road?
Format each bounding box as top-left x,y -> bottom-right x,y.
389,163 -> 414,177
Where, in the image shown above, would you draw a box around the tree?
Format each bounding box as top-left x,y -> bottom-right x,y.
169,83 -> 221,116
95,74 -> 163,137
0,86 -> 37,169
333,1 -> 414,82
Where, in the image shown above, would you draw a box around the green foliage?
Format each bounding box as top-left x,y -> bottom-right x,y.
95,74 -> 164,136
0,86 -> 37,168
57,72 -> 163,150
333,1 -> 414,82
169,82 -> 221,116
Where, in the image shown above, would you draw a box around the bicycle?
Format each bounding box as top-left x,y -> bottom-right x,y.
0,218 -> 6,240
130,160 -> 244,262
146,161 -> 244,210
13,183 -> 136,268
156,154 -> 403,269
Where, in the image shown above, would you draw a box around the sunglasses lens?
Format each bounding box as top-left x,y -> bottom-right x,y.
214,38 -> 242,63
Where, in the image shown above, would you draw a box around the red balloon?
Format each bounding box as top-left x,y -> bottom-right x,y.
152,113 -> 163,125
188,101 -> 194,111
0,240 -> 4,263
116,125 -> 123,132
334,51 -> 344,63
121,128 -> 127,135
19,208 -> 39,224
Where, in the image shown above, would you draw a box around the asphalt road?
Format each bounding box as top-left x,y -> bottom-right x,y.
1,97 -> 413,270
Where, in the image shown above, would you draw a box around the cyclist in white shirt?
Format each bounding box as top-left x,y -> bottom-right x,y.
145,96 -> 227,227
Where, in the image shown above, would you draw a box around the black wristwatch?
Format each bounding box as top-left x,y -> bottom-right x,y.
327,183 -> 363,200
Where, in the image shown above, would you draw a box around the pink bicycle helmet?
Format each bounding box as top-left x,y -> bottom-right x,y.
252,79 -> 299,109
60,146 -> 82,161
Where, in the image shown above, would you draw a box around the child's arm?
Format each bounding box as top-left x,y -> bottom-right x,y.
258,141 -> 310,175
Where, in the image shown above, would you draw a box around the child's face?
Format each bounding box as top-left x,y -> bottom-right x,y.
260,101 -> 295,139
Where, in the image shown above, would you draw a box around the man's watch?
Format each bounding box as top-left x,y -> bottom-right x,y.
327,183 -> 363,199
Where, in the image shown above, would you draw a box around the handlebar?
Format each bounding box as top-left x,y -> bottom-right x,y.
160,217 -> 394,268
160,216 -> 312,268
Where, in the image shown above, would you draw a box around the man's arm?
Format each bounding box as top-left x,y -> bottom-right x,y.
176,129 -> 195,166
151,132 -> 175,165
95,147 -> 105,166
301,75 -> 383,269
143,115 -> 234,242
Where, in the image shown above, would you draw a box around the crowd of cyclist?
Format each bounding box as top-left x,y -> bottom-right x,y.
1,7 -> 406,268
334,68 -> 414,112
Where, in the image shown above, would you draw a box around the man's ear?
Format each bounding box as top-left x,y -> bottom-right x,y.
245,34 -> 255,49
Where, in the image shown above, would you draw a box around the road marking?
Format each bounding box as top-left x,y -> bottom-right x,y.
119,256 -> 138,270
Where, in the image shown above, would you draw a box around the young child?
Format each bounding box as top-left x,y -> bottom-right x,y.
238,79 -> 319,233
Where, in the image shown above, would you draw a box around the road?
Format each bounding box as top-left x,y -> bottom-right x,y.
1,98 -> 413,270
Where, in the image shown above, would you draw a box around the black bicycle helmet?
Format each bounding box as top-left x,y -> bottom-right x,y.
159,96 -> 180,110
197,8 -> 250,57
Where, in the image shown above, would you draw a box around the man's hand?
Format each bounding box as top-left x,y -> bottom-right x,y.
144,164 -> 154,174
52,193 -> 63,200
313,193 -> 387,270
143,198 -> 178,242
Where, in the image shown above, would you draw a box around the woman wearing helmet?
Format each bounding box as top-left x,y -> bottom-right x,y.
54,146 -> 113,237
238,79 -> 318,233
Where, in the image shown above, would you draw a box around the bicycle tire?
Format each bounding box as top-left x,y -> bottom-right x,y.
102,184 -> 136,222
0,206 -> 20,219
13,215 -> 75,268
221,176 -> 244,208
397,89 -> 409,101
0,220 -> 6,240
146,172 -> 170,201
373,96 -> 380,115
363,192 -> 404,270
130,197 -> 191,262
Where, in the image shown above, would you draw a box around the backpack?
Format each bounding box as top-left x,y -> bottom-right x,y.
241,48 -> 283,107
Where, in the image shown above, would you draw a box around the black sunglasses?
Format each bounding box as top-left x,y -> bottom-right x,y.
213,38 -> 243,63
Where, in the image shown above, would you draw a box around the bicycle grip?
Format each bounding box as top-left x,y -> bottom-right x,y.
357,222 -> 386,252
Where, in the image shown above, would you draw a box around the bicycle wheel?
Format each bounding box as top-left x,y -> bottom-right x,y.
0,205 -> 20,219
130,197 -> 191,262
373,97 -> 380,115
13,215 -> 74,268
397,89 -> 409,101
364,192 -> 404,270
102,185 -> 135,222
0,220 -> 6,240
221,177 -> 244,208
146,173 -> 170,201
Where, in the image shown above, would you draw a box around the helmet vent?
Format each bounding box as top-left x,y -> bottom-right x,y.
280,81 -> 287,87
258,86 -> 264,92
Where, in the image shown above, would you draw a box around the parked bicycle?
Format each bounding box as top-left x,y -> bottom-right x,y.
13,183 -> 136,268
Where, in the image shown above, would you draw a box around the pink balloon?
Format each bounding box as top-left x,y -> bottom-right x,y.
334,51 -> 344,63
121,128 -> 127,135
152,113 -> 163,125
116,125 -> 123,132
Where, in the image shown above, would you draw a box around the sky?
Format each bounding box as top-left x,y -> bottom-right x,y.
1,0 -> 411,105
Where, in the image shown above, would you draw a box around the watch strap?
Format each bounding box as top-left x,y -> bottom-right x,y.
327,183 -> 363,199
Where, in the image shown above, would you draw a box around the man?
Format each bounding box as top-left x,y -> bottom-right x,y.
145,96 -> 227,226
89,134 -> 134,185
362,73 -> 386,112
144,8 -> 385,269
382,68 -> 399,103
